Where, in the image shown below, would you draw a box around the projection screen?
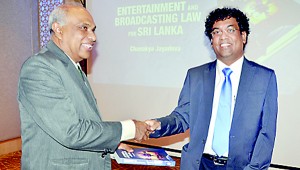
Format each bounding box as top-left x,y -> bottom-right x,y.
87,0 -> 300,167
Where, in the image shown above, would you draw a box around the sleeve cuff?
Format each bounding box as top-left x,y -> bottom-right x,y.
120,119 -> 136,141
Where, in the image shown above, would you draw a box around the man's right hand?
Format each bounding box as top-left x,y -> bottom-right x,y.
132,120 -> 150,142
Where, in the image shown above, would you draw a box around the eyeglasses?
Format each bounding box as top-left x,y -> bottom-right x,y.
211,26 -> 239,37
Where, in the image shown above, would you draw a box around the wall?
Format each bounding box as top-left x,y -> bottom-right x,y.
0,0 -> 39,148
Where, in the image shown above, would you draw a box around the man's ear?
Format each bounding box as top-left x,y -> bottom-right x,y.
242,31 -> 247,44
52,22 -> 63,40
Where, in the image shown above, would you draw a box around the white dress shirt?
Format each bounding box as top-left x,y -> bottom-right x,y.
203,56 -> 244,157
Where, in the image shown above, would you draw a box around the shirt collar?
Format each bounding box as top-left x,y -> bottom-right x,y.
216,56 -> 244,75
65,53 -> 81,69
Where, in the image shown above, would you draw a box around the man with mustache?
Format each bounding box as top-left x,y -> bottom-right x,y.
17,3 -> 149,170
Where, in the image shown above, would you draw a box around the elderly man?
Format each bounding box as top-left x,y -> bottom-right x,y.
18,4 -> 149,170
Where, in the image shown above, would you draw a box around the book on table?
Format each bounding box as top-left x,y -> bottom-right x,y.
113,147 -> 176,167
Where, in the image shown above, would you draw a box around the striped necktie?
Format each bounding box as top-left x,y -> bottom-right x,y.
77,65 -> 85,81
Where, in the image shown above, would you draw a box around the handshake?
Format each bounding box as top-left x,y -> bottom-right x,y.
132,119 -> 161,142
117,119 -> 161,152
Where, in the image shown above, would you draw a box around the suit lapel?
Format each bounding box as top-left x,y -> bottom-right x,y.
47,41 -> 101,119
67,61 -> 101,119
192,61 -> 216,141
203,61 -> 217,122
232,58 -> 256,120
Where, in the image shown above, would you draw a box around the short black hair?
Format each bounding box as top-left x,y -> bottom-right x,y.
205,7 -> 250,41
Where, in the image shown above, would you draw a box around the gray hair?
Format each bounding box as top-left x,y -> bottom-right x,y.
48,2 -> 83,33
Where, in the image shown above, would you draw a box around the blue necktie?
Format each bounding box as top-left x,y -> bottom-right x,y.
212,68 -> 233,156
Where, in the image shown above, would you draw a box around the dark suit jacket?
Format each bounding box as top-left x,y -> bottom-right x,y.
18,41 -> 122,170
150,58 -> 278,170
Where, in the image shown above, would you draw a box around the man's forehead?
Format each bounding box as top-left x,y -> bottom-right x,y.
66,9 -> 95,25
213,18 -> 238,27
